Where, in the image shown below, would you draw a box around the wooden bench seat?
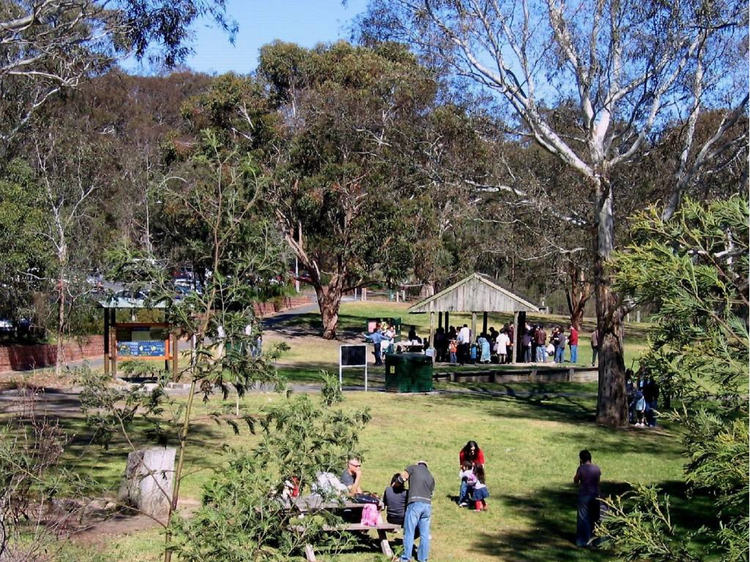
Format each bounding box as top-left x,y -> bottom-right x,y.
290,522 -> 401,561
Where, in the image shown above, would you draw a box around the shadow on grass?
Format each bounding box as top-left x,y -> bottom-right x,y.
264,311 -> 400,341
63,415 -> 230,491
471,480 -> 715,562
438,389 -> 597,424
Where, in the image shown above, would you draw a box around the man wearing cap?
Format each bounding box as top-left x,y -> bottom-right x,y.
396,460 -> 435,562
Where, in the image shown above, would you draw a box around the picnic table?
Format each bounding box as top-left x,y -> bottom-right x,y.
289,496 -> 401,561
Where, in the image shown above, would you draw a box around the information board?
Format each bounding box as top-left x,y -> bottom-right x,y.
117,340 -> 166,357
339,344 -> 369,392
341,345 -> 366,366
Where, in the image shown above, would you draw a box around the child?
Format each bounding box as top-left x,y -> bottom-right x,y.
458,460 -> 476,507
449,339 -> 458,364
633,389 -> 647,427
472,464 -> 490,511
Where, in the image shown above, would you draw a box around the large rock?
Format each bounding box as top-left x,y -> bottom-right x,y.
118,447 -> 176,519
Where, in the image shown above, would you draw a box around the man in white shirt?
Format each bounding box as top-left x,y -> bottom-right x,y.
457,324 -> 471,365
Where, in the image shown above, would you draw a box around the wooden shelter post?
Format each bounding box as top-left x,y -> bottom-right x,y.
445,312 -> 450,331
429,311 -> 435,351
171,332 -> 179,381
103,308 -> 110,378
482,312 -> 488,336
471,312 -> 477,342
438,311 -> 443,330
512,311 -> 519,365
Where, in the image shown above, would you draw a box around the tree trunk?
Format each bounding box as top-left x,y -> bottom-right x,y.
593,181 -> 628,427
316,284 -> 342,340
566,266 -> 591,331
55,246 -> 67,378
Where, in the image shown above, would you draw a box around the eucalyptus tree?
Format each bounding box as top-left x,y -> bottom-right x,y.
0,0 -> 235,148
360,0 -> 749,425
258,42 -> 447,338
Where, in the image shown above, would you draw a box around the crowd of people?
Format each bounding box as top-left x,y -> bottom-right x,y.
431,322 -> 596,366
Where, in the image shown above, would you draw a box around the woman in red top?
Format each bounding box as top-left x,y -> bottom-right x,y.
459,440 -> 485,466
457,441 -> 485,506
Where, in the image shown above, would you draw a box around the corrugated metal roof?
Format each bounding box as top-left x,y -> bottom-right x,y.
98,296 -> 168,309
408,273 -> 540,314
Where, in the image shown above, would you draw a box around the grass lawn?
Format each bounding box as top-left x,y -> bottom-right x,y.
61,385 -> 703,562
20,302 -> 692,561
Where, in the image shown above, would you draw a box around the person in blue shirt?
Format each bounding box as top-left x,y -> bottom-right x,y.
366,324 -> 388,366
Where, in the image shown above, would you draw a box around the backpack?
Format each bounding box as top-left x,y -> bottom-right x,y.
360,503 -> 382,527
635,396 -> 646,412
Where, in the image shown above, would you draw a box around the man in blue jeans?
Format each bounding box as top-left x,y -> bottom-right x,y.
397,460 -> 435,562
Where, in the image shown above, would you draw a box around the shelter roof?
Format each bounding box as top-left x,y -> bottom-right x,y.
408,273 -> 539,314
98,293 -> 167,309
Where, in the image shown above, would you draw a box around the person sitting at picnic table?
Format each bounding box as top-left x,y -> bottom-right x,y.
341,457 -> 363,495
383,473 -> 408,526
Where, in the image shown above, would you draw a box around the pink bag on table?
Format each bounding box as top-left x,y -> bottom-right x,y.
360,503 -> 382,526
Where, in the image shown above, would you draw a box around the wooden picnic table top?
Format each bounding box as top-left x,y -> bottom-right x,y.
291,496 -> 369,512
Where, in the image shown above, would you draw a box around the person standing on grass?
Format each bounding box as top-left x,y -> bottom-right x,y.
555,328 -> 567,363
495,329 -> 510,364
398,461 -> 435,562
367,325 -> 387,366
568,325 -> 579,363
534,324 -> 547,362
573,449 -> 601,547
472,464 -> 490,512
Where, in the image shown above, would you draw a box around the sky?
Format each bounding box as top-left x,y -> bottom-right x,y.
127,0 -> 370,76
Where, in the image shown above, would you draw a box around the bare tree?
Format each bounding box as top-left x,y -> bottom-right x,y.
361,0 -> 749,425
34,132 -> 101,376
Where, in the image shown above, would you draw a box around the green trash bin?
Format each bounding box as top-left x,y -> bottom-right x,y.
385,353 -> 434,393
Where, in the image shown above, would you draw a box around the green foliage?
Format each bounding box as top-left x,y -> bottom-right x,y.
0,159 -> 50,321
601,484 -> 701,562
604,196 -> 749,561
170,379 -> 371,561
0,394 -> 101,559
254,374 -> 371,494
77,364 -> 177,449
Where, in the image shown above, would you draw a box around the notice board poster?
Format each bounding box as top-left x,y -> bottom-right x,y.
117,340 -> 166,357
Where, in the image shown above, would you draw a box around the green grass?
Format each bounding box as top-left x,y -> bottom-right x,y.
12,302 -> 683,561
55,387 -> 706,562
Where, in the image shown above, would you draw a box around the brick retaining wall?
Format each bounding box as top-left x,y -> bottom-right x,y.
0,295 -> 312,372
0,336 -> 104,372
252,295 -> 312,317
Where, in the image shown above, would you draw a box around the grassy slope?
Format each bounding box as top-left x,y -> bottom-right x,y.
69,387 -> 704,562
60,302 -> 695,561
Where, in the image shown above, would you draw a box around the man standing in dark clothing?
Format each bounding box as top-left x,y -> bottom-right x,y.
573,450 -> 601,547
398,461 -> 435,562
644,377 -> 660,427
